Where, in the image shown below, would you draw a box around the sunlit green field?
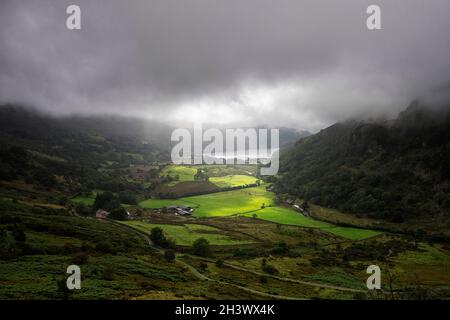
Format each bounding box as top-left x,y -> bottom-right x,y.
161,165 -> 197,184
139,185 -> 273,215
121,221 -> 252,246
187,185 -> 273,217
197,164 -> 258,177
139,181 -> 380,240
210,175 -> 258,188
244,207 -> 382,240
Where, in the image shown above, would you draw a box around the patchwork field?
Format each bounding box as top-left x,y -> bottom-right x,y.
121,221 -> 252,246
197,164 -> 258,177
155,181 -> 220,198
161,165 -> 197,185
243,207 -> 382,240
209,175 -> 258,188
160,165 -> 258,190
186,185 -> 274,217
140,185 -> 273,215
140,182 -> 380,240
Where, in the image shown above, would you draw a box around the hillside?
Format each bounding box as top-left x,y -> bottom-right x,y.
0,106 -> 170,196
275,101 -> 450,223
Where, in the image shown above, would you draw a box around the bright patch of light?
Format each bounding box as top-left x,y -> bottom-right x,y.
171,80 -> 307,126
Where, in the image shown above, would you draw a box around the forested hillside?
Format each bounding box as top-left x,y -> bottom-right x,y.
0,106 -> 169,195
276,101 -> 450,222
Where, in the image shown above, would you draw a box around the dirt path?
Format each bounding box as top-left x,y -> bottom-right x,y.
181,254 -> 365,293
106,218 -> 368,297
105,218 -> 305,299
175,258 -> 305,300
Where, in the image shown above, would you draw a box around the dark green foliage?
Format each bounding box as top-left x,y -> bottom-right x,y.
260,275 -> 268,284
233,247 -> 267,258
276,102 -> 450,221
150,227 -> 166,246
262,264 -> 279,275
11,224 -> 26,242
75,204 -> 90,216
118,191 -> 137,205
194,169 -> 209,182
56,277 -> 73,299
0,228 -> 20,259
0,106 -> 168,195
198,262 -> 208,271
260,257 -> 279,274
164,249 -> 176,262
149,227 -> 176,248
95,241 -> 117,254
101,267 -> 115,281
108,207 -> 128,221
215,259 -> 224,267
191,238 -> 211,257
93,192 -> 120,212
271,241 -> 289,254
72,252 -> 89,265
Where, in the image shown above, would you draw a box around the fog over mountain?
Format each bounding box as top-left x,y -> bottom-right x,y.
1,0 -> 450,132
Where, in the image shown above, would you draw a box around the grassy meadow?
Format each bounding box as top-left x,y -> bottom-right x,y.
186,185 -> 274,217
160,165 -> 197,185
140,176 -> 380,240
121,221 -> 252,246
209,174 -> 258,188
244,207 -> 382,240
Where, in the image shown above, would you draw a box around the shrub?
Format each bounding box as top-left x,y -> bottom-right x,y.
101,267 -> 115,281
262,264 -> 279,275
215,259 -> 224,268
118,191 -> 137,205
164,249 -> 176,262
192,238 -> 211,257
72,252 -> 89,265
95,241 -> 116,254
75,204 -> 90,216
0,229 -> 20,259
56,277 -> 73,299
271,241 -> 289,254
109,207 -> 128,221
150,227 -> 167,246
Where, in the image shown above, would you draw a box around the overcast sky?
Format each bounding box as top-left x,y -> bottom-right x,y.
1,0 -> 450,132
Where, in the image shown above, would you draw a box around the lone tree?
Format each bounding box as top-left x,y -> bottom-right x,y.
93,191 -> 120,212
108,207 -> 128,221
192,238 -> 211,257
150,227 -> 166,246
164,249 -> 176,262
194,169 -> 209,182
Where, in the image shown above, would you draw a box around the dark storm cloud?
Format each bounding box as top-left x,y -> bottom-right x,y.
1,0 -> 450,131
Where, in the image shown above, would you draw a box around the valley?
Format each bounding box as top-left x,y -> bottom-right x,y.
0,106 -> 449,300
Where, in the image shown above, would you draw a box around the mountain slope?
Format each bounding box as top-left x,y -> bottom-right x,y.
275,101 -> 450,222
0,105 -> 170,194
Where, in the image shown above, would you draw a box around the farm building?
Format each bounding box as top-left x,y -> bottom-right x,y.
95,209 -> 110,219
292,203 -> 311,217
165,205 -> 194,216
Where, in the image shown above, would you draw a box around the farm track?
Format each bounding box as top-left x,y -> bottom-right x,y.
105,217 -> 303,299
106,218 -> 369,298
181,254 -> 366,293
